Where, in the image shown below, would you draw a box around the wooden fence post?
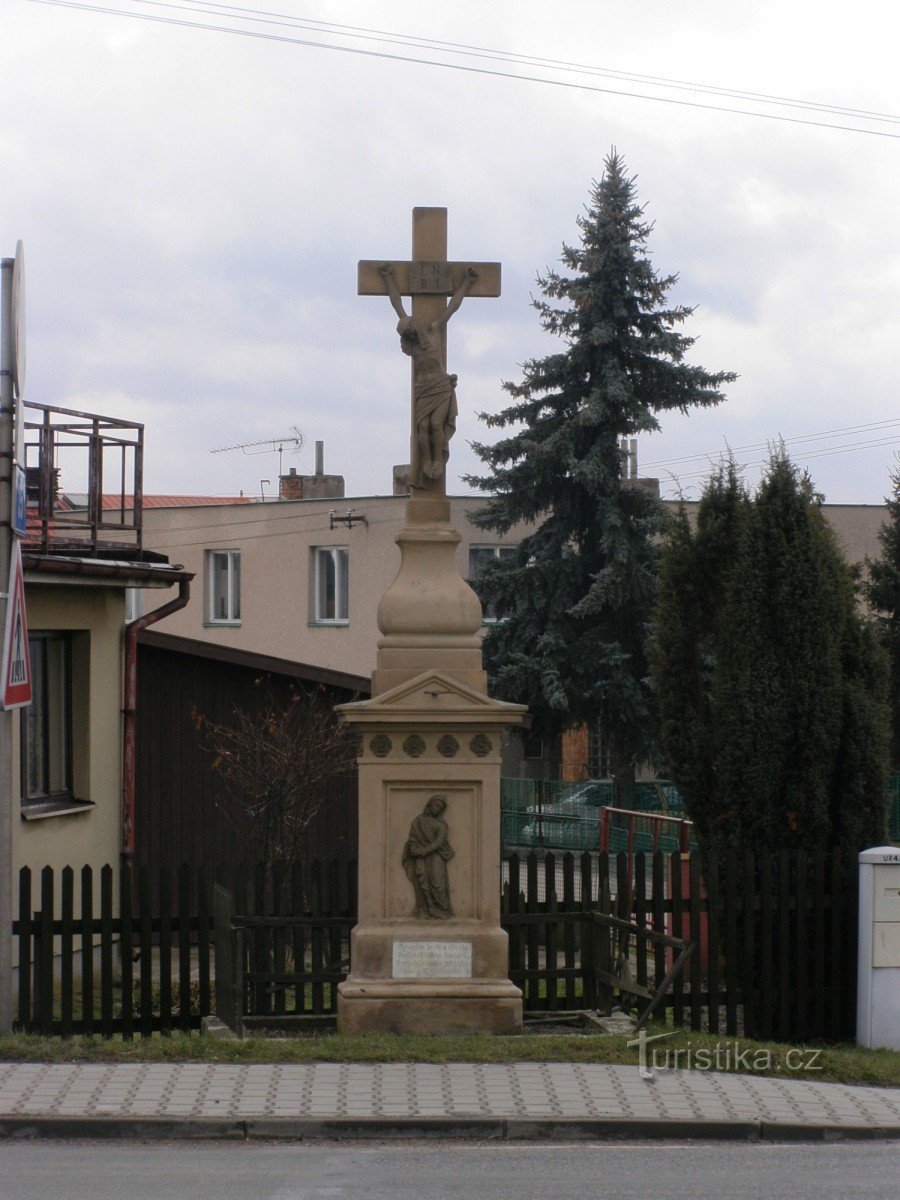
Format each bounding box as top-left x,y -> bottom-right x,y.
60,867 -> 74,1037
80,866 -> 94,1037
16,867 -> 31,1032
213,883 -> 239,1035
37,867 -> 54,1034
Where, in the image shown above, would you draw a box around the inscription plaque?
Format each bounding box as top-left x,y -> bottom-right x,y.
392,940 -> 473,979
409,260 -> 452,293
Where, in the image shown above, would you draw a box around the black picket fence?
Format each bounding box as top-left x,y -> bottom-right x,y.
13,859 -> 355,1039
13,848 -> 859,1043
501,848 -> 859,1041
15,863 -> 212,1039
213,860 -> 357,1033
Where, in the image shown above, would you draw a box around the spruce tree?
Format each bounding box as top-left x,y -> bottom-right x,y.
465,152 -> 735,797
864,465 -> 900,769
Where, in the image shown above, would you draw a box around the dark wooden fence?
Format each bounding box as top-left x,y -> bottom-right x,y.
13,859 -> 353,1039
14,848 -> 859,1042
15,863 -> 212,1039
502,848 -> 859,1041
213,860 -> 357,1033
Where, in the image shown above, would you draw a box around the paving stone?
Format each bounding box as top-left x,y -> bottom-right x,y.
1,1060 -> 898,1131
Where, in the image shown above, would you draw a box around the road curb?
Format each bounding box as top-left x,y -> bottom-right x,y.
759,1120 -> 900,1142
0,1117 -> 246,1140
246,1117 -> 506,1140
0,1114 -> 898,1142
505,1118 -> 761,1141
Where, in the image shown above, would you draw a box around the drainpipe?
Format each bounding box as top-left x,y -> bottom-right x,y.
122,579 -> 190,867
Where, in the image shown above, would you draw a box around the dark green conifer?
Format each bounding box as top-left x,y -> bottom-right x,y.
652,462 -> 748,853
466,151 -> 735,797
654,452 -> 890,857
864,466 -> 900,769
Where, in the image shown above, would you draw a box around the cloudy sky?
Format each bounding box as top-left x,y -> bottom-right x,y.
3,0 -> 899,504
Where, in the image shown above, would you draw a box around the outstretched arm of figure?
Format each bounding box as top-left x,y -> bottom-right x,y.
436,266 -> 478,328
379,262 -> 408,321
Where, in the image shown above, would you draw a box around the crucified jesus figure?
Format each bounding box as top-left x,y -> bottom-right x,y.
379,262 -> 478,490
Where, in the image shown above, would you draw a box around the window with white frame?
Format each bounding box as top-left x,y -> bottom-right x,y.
207,550 -> 241,624
22,632 -> 73,805
468,545 -> 517,622
588,717 -> 613,779
314,547 -> 349,624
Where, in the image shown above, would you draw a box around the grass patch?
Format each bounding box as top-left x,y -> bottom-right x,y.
1,1029 -> 897,1088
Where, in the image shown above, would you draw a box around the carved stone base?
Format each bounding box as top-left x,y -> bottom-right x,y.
335,670 -> 528,1040
338,920 -> 522,1036
337,979 -> 523,1036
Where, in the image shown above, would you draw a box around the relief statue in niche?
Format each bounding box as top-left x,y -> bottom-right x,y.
402,795 -> 454,919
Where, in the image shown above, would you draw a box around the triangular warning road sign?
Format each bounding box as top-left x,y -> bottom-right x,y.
2,542 -> 31,709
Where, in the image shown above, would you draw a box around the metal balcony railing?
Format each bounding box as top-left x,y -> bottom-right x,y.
22,400 -> 143,557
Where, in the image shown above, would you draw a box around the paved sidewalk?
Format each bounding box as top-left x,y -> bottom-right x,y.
0,1061 -> 898,1141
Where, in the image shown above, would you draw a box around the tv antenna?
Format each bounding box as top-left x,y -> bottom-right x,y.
210,427 -> 305,476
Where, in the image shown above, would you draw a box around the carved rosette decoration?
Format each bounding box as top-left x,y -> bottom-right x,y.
402,734 -> 426,758
369,734 -> 392,758
437,734 -> 459,758
469,733 -> 493,757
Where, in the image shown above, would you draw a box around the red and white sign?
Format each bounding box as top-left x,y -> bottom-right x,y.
1,542 -> 31,709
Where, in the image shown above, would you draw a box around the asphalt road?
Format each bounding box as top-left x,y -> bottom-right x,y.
1,1139 -> 898,1200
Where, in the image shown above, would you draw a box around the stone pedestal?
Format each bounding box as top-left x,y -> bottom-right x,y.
336,499 -> 527,1035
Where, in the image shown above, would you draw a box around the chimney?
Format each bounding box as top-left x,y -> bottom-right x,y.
619,438 -> 639,479
620,438 -> 660,499
279,466 -> 304,500
393,464 -> 411,496
278,442 -> 345,501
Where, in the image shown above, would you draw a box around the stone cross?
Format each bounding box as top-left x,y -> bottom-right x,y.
358,207 -> 500,495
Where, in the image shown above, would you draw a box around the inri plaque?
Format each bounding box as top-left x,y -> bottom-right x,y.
392,940 -> 473,979
409,261 -> 452,293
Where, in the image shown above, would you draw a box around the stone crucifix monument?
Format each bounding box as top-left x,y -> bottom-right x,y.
336,208 -> 527,1035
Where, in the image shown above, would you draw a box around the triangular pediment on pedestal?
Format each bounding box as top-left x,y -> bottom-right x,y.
335,669 -> 528,726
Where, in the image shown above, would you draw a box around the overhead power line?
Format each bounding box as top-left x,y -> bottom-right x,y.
660,434 -> 900,487
26,0 -> 900,139
174,1 -> 900,126
643,417 -> 900,470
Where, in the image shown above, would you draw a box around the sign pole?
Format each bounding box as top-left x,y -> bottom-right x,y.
0,255 -> 15,1033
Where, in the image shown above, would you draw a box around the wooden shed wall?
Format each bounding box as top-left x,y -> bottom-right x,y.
134,640 -> 358,871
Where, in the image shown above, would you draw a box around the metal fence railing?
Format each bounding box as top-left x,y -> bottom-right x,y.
504,774 -> 900,851
599,806 -> 695,857
501,777 -> 685,851
22,400 -> 144,556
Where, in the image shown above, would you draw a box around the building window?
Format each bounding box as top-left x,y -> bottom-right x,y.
22,632 -> 72,804
207,550 -> 241,625
314,547 -> 349,624
588,717 -> 612,779
469,545 -> 517,622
